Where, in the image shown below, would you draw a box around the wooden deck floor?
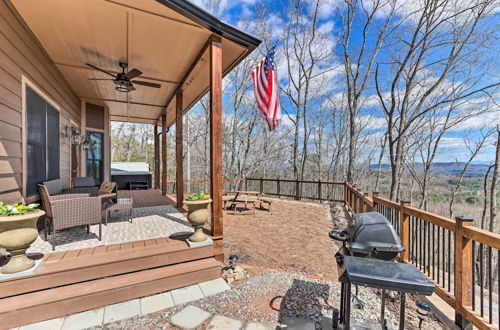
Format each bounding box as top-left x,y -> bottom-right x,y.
0,237 -> 220,329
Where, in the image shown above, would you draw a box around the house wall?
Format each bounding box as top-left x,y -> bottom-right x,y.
0,1 -> 81,203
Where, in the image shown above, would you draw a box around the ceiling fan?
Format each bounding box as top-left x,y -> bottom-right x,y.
86,62 -> 161,93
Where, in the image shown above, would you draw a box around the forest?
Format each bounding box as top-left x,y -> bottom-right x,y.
111,0 -> 499,232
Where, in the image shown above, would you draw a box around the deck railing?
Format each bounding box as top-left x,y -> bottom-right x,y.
345,182 -> 500,330
163,177 -> 499,329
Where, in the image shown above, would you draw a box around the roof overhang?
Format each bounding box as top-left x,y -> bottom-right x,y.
9,0 -> 261,126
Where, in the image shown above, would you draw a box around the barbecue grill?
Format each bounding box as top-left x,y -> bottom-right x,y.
329,211 -> 405,260
329,212 -> 435,330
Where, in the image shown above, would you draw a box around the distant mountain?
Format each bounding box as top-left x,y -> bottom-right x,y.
370,162 -> 491,174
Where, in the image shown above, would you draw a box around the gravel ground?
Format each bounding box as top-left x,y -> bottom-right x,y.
95,271 -> 443,330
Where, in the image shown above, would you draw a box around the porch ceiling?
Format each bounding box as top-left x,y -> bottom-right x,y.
9,0 -> 259,125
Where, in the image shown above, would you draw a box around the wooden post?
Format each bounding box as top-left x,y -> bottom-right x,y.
399,200 -> 411,262
277,177 -> 281,197
372,192 -> 380,212
209,35 -> 223,238
344,181 -> 348,206
294,179 -> 299,200
153,124 -> 159,189
259,178 -> 263,193
161,114 -> 167,195
454,216 -> 474,330
318,180 -> 322,200
244,177 -> 248,191
175,91 -> 184,208
363,193 -> 369,212
351,185 -> 356,212
357,188 -> 363,214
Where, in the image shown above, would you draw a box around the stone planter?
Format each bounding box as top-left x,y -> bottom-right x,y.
183,199 -> 212,243
0,210 -> 44,274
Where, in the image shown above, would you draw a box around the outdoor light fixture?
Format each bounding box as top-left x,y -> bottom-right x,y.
114,80 -> 133,93
228,255 -> 238,269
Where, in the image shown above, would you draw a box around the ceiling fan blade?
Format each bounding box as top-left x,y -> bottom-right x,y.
88,78 -> 113,81
132,80 -> 161,88
125,68 -> 143,80
85,63 -> 116,78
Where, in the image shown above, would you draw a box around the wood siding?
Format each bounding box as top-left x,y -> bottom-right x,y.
0,1 -> 80,203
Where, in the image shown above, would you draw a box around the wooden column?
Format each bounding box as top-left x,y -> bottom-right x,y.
153,124 -> 159,189
399,200 -> 411,262
209,35 -> 223,237
454,216 -> 474,329
175,91 -> 184,208
161,114 -> 167,196
363,192 -> 369,212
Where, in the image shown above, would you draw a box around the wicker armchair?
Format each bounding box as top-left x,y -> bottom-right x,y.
38,184 -> 103,251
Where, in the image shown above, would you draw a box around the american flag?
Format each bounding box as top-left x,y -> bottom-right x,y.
251,45 -> 281,131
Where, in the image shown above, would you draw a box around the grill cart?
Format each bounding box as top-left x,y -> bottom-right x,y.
329,212 -> 435,329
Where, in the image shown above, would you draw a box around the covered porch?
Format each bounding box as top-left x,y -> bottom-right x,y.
0,0 -> 259,328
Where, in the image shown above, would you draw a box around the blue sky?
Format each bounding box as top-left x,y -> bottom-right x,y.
191,0 -> 499,163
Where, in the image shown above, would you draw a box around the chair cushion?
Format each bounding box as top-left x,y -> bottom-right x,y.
98,182 -> 116,195
42,179 -> 63,195
73,177 -> 96,187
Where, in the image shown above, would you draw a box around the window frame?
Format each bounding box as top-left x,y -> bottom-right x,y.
22,76 -> 61,199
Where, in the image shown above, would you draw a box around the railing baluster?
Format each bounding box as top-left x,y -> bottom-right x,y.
448,230 -> 451,292
480,243 -> 484,317
488,246 -> 492,324
437,225 -> 440,283
472,240 -> 475,311
432,223 -> 435,280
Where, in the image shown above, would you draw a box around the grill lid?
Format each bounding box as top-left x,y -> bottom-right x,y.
347,212 -> 404,259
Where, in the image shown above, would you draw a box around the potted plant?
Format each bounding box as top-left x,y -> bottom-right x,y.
0,202 -> 45,274
183,192 -> 212,243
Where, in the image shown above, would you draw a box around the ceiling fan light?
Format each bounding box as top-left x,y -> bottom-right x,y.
115,80 -> 131,93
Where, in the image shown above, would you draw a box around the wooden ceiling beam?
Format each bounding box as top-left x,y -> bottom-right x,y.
80,97 -> 164,108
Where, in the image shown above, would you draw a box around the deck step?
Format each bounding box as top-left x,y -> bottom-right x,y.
0,239 -> 213,298
0,258 -> 221,329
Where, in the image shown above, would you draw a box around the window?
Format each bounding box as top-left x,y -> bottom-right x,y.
86,131 -> 104,184
26,86 -> 60,196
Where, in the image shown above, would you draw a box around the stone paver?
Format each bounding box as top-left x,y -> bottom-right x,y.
103,299 -> 141,324
19,318 -> 64,330
206,315 -> 242,330
280,317 -> 315,330
245,321 -> 279,330
198,278 -> 231,297
170,305 -> 211,329
171,284 -> 204,305
61,308 -> 104,330
140,292 -> 174,314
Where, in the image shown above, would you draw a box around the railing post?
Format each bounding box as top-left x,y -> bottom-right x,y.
399,200 -> 411,262
277,177 -> 281,197
344,181 -> 348,205
259,178 -> 263,194
318,180 -> 322,200
372,192 -> 380,212
244,177 -> 248,191
363,193 -> 369,212
351,185 -> 356,212
357,188 -> 363,214
295,179 -> 300,200
454,216 -> 474,330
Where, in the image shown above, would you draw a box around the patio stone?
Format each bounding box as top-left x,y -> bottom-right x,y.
171,284 -> 204,305
170,305 -> 211,329
245,321 -> 280,330
280,317 -> 315,330
140,292 -> 174,314
103,299 -> 141,324
61,308 -> 104,330
198,278 -> 231,297
19,317 -> 64,330
206,315 -> 242,329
